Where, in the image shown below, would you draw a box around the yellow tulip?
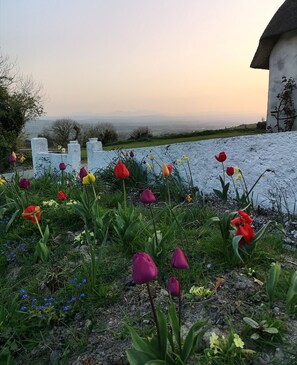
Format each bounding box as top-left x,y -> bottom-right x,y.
150,153 -> 154,161
0,177 -> 6,185
82,173 -> 96,185
19,155 -> 26,163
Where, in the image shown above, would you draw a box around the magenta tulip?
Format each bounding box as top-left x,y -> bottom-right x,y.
18,178 -> 30,189
132,252 -> 158,285
79,167 -> 88,180
141,189 -> 156,204
167,277 -> 180,297
171,247 -> 189,269
59,162 -> 66,171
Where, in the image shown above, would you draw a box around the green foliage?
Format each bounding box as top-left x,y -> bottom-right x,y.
112,204 -> 145,250
126,301 -> 208,364
243,317 -> 279,341
266,262 -> 282,306
213,176 -> 230,202
286,271 -> 297,313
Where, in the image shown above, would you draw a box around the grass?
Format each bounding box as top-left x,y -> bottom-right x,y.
0,155 -> 296,364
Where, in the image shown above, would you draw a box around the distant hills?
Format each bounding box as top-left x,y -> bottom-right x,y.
24,113 -> 251,139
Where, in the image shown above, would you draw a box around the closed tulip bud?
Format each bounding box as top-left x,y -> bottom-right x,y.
167,164 -> 173,173
226,166 -> 234,176
129,151 -> 134,158
114,161 -> 130,179
59,162 -> 66,171
171,247 -> 189,269
167,277 -> 180,297
57,191 -> 67,201
140,189 -> 156,204
79,167 -> 88,179
161,162 -> 170,177
18,178 -> 30,189
132,252 -> 158,285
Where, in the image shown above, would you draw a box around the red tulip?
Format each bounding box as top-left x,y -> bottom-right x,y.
132,252 -> 158,284
57,191 -> 67,201
226,166 -> 234,176
215,152 -> 227,163
114,161 -> 130,179
230,210 -> 254,245
141,189 -> 156,204
167,277 -> 180,297
167,164 -> 173,173
59,162 -> 66,171
171,247 -> 189,269
18,178 -> 30,189
22,206 -> 41,224
79,167 -> 88,179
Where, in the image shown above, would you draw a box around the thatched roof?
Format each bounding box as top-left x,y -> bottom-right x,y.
251,0 -> 297,69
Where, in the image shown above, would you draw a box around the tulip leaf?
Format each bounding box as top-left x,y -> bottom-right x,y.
286,271 -> 297,308
266,262 -> 281,304
126,348 -> 154,365
156,309 -> 168,359
6,209 -> 19,232
126,326 -> 159,358
252,220 -> 274,243
145,361 -> 167,365
168,301 -> 180,351
232,235 -> 244,262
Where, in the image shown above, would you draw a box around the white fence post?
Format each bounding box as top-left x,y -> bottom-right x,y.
31,138 -> 50,177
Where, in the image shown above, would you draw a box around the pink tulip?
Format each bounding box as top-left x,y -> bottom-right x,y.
171,247 -> 189,269
141,189 -> 156,204
132,252 -> 158,284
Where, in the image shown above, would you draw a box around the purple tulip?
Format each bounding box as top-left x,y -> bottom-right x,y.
171,247 -> 189,269
132,252 -> 158,285
167,277 -> 180,297
130,151 -> 134,158
140,189 -> 156,205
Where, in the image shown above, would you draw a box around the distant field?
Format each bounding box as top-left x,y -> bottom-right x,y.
103,127 -> 263,151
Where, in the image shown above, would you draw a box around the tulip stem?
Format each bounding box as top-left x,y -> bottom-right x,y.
149,205 -> 158,249
222,162 -> 226,183
146,283 -> 161,354
92,184 -> 97,201
35,216 -> 44,240
166,178 -> 171,205
122,180 -> 127,209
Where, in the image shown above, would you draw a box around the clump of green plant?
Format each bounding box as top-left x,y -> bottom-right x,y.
286,271 -> 297,314
270,76 -> 297,132
204,331 -> 255,364
266,262 -> 281,306
243,317 -> 279,341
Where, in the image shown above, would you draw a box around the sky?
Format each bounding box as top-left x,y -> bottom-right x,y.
0,0 -> 285,125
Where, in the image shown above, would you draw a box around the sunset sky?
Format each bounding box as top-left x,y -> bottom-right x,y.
0,0 -> 285,124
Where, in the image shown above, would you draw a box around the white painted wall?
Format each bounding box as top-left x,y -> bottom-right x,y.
32,132 -> 297,213
31,138 -> 81,177
86,132 -> 297,213
267,29 -> 297,131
